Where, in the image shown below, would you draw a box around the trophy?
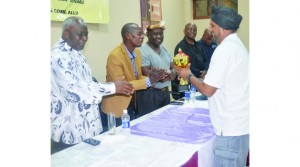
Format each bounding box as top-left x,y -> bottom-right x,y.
174,48 -> 189,86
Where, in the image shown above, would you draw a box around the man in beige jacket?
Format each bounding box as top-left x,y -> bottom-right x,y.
101,23 -> 167,125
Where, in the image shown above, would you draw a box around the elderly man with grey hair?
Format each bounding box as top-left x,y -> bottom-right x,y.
51,16 -> 134,154
175,6 -> 249,167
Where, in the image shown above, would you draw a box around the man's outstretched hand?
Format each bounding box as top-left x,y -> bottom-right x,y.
114,76 -> 134,95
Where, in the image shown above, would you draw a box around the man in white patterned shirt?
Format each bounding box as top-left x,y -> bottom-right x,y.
51,16 -> 133,154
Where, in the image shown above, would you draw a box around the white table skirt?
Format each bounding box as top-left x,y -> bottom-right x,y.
52,96 -> 215,167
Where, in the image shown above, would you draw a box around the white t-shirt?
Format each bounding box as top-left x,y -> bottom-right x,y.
204,33 -> 249,136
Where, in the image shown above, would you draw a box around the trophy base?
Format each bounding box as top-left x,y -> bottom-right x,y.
178,84 -> 189,92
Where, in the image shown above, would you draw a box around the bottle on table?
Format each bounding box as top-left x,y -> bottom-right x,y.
190,84 -> 197,103
121,109 -> 131,135
185,91 -> 191,103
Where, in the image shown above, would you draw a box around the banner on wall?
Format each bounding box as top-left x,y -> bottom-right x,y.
51,0 -> 110,24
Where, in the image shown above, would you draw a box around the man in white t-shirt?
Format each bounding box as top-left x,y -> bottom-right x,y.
175,6 -> 249,167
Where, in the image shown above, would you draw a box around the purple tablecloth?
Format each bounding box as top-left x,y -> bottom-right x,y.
131,106 -> 215,144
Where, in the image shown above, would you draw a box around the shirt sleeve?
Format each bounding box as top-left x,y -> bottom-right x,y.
204,46 -> 231,89
145,77 -> 151,87
51,51 -> 115,104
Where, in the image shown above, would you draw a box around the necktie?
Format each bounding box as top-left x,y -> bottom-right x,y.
130,57 -> 138,79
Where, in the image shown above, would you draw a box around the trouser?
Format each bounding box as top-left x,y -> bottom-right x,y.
213,134 -> 249,167
100,101 -> 137,128
115,101 -> 137,126
136,87 -> 170,117
51,139 -> 76,155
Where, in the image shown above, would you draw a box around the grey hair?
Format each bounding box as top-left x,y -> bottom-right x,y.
121,23 -> 139,40
62,16 -> 86,32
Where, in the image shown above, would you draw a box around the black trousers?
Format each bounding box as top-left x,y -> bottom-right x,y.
51,139 -> 76,155
100,101 -> 137,127
136,87 -> 170,117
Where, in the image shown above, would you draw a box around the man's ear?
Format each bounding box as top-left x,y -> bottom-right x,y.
125,32 -> 132,40
63,30 -> 70,39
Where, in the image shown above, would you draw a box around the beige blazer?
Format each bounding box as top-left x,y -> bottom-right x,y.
101,43 -> 147,118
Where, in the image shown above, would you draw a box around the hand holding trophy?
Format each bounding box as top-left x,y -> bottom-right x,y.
173,48 -> 189,85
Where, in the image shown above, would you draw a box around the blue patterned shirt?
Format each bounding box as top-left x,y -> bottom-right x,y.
51,38 -> 116,144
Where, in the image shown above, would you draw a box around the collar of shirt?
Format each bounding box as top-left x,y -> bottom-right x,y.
222,33 -> 237,43
199,39 -> 217,49
183,37 -> 197,46
123,43 -> 139,79
59,38 -> 83,55
124,44 -> 136,60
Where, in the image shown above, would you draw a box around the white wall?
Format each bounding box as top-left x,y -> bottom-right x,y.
51,0 -> 142,82
184,0 -> 249,49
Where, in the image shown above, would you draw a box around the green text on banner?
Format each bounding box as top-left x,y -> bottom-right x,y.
51,0 -> 110,24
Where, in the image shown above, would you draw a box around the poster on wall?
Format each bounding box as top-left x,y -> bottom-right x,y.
51,0 -> 110,24
140,0 -> 162,33
193,0 -> 238,19
149,0 -> 162,22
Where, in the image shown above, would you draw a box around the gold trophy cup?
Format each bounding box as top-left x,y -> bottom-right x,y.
173,48 -> 189,85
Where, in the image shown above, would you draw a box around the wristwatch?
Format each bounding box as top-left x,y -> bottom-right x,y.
186,73 -> 194,83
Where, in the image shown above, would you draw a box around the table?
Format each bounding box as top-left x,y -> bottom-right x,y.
51,97 -> 216,167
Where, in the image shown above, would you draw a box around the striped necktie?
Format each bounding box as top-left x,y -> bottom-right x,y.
130,57 -> 138,79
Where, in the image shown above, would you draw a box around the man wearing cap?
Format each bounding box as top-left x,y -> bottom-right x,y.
175,6 -> 249,167
101,23 -> 167,125
136,22 -> 176,117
